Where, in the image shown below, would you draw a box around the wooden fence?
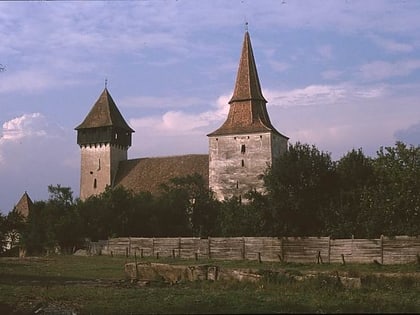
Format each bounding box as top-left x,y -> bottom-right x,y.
88,235 -> 420,265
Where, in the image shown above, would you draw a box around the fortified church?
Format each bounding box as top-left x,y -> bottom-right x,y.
75,31 -> 289,201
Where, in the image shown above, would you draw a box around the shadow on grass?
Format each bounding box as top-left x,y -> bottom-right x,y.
0,273 -> 95,286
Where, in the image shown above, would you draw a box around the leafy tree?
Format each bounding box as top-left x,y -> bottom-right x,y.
359,142 -> 420,237
159,173 -> 219,237
20,201 -> 53,254
262,142 -> 338,236
3,210 -> 26,250
326,148 -> 375,237
215,196 -> 263,236
20,185 -> 83,254
0,213 -> 7,254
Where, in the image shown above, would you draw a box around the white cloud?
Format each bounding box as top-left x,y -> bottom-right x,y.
369,34 -> 414,53
268,61 -> 291,73
129,94 -> 230,137
121,96 -> 206,110
1,113 -> 48,141
317,45 -> 333,59
0,69 -> 77,94
264,83 -> 386,108
321,70 -> 343,80
358,59 -> 420,82
0,113 -> 78,212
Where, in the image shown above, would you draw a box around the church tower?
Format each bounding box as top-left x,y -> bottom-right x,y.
75,88 -> 134,200
207,31 -> 288,201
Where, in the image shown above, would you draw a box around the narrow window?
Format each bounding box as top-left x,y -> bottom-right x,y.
241,144 -> 246,154
236,181 -> 239,189
241,159 -> 245,167
93,178 -> 97,189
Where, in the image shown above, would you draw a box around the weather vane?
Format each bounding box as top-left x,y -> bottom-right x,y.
105,77 -> 108,89
245,20 -> 249,32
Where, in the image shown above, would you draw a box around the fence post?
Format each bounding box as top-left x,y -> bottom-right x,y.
208,237 -> 211,260
280,237 -> 285,263
380,235 -> 384,265
328,236 -> 331,264
178,237 -> 181,259
242,237 -> 246,260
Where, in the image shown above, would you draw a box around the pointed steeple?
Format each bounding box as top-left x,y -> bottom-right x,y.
75,88 -> 134,148
229,31 -> 267,104
75,88 -> 134,132
14,191 -> 33,219
208,31 -> 286,137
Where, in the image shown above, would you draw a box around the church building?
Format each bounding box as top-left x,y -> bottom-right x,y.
75,30 -> 288,201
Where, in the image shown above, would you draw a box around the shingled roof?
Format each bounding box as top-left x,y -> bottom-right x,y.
14,192 -> 33,219
114,154 -> 209,195
208,31 -> 287,138
75,88 -> 134,132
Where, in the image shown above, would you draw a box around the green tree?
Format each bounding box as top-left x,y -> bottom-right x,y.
327,148 -> 375,237
262,142 -> 338,236
215,196 -> 263,236
0,213 -> 7,254
159,173 -> 219,237
20,185 -> 83,254
359,142 -> 420,237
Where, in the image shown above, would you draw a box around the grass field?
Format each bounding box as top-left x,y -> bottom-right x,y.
0,255 -> 419,314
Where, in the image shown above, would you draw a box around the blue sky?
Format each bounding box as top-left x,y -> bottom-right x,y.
1,0 -> 420,213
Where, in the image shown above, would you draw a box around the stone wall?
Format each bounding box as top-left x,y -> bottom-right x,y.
209,132 -> 277,200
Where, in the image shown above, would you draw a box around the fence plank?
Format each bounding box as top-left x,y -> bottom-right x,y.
92,235 -> 420,264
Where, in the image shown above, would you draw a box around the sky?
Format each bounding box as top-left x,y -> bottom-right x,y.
1,0 -> 420,213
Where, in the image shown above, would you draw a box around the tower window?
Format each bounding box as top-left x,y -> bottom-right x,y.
241,144 -> 246,154
236,181 -> 239,189
93,178 -> 97,189
241,159 -> 244,167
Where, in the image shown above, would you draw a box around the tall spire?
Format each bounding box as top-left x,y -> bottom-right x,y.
229,31 -> 267,104
208,31 -> 285,137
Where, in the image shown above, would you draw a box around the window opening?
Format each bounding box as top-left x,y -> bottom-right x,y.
241,159 -> 244,167
241,144 -> 246,154
93,178 -> 97,189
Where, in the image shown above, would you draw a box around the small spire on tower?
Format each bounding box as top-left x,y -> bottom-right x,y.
105,77 -> 108,89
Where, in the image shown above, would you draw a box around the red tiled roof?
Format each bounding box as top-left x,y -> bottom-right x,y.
75,88 -> 134,132
114,154 -> 209,195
